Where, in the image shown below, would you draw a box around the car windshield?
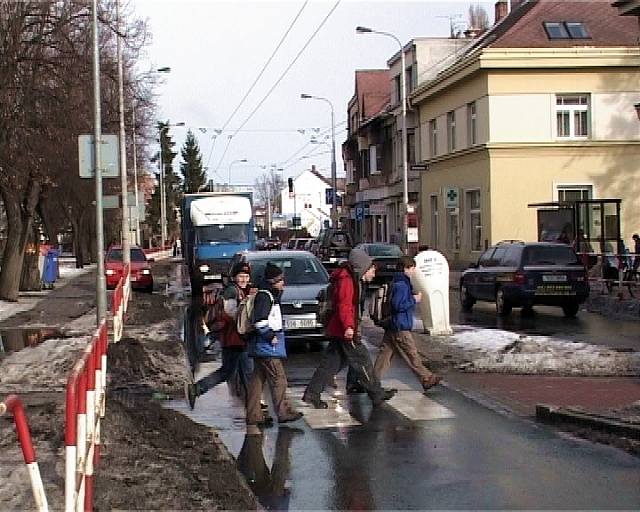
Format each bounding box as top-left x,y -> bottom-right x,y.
367,244 -> 403,257
197,224 -> 248,244
523,246 -> 581,266
250,256 -> 328,285
107,248 -> 147,262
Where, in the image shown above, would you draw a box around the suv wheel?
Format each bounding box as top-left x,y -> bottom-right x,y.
459,283 -> 475,312
495,288 -> 512,316
562,302 -> 580,318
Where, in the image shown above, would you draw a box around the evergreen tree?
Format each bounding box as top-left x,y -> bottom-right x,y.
180,130 -> 206,193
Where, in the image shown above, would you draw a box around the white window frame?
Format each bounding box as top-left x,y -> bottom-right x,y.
369,145 -> 380,174
555,94 -> 590,139
467,102 -> 477,146
430,119 -> 437,157
447,111 -> 456,152
466,188 -> 482,252
554,183 -> 594,202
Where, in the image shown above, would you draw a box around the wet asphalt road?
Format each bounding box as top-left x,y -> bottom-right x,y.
167,263 -> 640,509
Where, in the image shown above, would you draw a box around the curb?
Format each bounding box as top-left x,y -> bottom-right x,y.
536,404 -> 640,440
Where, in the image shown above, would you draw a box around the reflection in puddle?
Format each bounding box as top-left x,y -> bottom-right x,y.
0,328 -> 66,356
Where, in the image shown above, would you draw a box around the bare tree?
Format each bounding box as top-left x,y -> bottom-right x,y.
254,170 -> 284,217
468,3 -> 490,31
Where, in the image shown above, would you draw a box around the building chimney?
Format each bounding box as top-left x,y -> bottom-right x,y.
495,0 -> 508,24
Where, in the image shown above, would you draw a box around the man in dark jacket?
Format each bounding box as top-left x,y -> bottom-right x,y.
373,256 -> 441,392
302,249 -> 396,409
246,262 -> 302,432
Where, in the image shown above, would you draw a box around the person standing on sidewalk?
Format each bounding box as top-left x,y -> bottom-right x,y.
302,249 -> 396,409
185,262 -> 255,409
246,263 -> 303,433
373,256 -> 441,393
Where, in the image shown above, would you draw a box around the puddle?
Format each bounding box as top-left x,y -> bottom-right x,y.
0,328 -> 66,356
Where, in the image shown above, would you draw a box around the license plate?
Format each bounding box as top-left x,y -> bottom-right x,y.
204,274 -> 222,280
285,318 -> 317,329
535,285 -> 575,296
543,274 -> 567,282
328,257 -> 338,263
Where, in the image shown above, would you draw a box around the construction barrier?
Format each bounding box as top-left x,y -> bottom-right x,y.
0,395 -> 48,512
111,263 -> 130,343
65,320 -> 108,512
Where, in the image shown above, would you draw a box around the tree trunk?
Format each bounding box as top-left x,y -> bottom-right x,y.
20,227 -> 41,291
0,178 -> 40,301
71,218 -> 83,268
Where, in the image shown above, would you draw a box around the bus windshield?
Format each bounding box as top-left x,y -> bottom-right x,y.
197,224 -> 248,244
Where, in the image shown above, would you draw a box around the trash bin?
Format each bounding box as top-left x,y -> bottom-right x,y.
42,249 -> 59,289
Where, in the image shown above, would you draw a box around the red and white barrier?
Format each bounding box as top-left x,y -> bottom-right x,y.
111,263 -> 129,343
0,395 -> 49,512
65,321 -> 108,512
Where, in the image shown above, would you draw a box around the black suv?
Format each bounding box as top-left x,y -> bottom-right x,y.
316,228 -> 353,267
460,241 -> 589,317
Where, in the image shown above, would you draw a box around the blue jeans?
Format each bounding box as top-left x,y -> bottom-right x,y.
196,347 -> 253,401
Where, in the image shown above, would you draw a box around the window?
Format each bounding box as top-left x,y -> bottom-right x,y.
478,248 -> 495,267
197,224 -> 248,244
360,149 -> 369,178
556,95 -> 589,138
430,195 -> 438,248
394,75 -> 401,105
346,160 -> 355,184
430,119 -> 437,157
405,66 -> 414,95
467,102 -> 477,146
447,208 -> 459,252
407,131 -> 416,165
369,145 -> 379,174
466,190 -> 482,252
557,185 -> 592,202
447,111 -> 456,152
543,21 -> 590,40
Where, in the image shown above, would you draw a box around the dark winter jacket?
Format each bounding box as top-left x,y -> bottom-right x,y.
218,283 -> 246,348
325,263 -> 359,341
390,272 -> 416,332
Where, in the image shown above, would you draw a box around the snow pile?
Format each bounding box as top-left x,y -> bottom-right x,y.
0,334 -> 90,392
448,327 -> 640,376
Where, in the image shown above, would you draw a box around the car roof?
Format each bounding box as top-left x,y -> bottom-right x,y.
107,245 -> 143,250
240,250 -> 316,260
493,241 -> 575,248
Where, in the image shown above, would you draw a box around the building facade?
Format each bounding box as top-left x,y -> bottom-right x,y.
412,0 -> 640,267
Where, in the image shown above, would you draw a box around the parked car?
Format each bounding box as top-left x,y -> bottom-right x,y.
228,250 -> 329,344
265,237 -> 282,251
286,238 -> 297,249
316,228 -> 353,267
355,243 -> 403,287
294,238 -> 313,250
459,241 -> 589,317
105,245 -> 154,293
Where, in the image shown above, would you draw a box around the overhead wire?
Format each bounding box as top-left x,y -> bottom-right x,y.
213,0 -> 342,174
204,0 -> 309,171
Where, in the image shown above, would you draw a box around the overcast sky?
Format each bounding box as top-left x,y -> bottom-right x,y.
132,0 -> 494,186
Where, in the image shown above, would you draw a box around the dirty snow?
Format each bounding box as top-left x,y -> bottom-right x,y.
445,326 -> 640,376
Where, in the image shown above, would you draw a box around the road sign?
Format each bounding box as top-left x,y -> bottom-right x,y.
355,205 -> 364,221
79,134 -> 120,178
102,195 -> 119,209
292,216 -> 301,227
411,163 -> 429,171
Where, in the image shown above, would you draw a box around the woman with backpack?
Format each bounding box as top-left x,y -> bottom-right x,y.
185,262 -> 256,410
246,262 -> 303,434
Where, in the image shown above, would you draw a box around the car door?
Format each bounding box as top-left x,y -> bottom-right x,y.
466,248 -> 494,300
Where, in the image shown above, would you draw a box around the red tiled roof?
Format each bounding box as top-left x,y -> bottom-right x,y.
488,0 -> 638,49
354,70 -> 390,119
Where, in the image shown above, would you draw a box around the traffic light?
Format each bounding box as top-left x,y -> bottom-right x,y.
288,177 -> 294,198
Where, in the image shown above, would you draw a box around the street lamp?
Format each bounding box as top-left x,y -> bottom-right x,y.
158,121 -> 185,250
357,25 -> 409,252
131,67 -> 171,246
228,158 -> 248,185
301,93 -> 338,228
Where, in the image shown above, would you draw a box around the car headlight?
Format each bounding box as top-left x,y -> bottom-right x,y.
142,269 -> 151,275
199,264 -> 210,273
105,269 -> 115,276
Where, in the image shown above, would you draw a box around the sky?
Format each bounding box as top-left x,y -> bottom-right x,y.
132,0 -> 495,187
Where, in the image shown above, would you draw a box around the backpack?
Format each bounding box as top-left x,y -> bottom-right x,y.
203,288 -> 226,333
317,281 -> 335,328
369,283 -> 393,328
237,290 -> 273,336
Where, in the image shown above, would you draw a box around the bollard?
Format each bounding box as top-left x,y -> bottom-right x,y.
1,395 -> 49,512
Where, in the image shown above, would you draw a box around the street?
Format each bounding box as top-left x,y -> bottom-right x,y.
168,263 -> 640,510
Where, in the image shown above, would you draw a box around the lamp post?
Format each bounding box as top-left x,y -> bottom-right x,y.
131,67 -> 171,246
228,158 -> 248,185
300,93 -> 338,228
357,25 -> 409,252
158,121 -> 185,250
92,0 -> 106,325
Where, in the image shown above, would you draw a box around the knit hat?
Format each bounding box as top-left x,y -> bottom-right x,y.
264,262 -> 284,283
231,261 -> 251,277
348,248 -> 374,277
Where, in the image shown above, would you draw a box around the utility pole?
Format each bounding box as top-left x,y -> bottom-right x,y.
116,0 -> 130,267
